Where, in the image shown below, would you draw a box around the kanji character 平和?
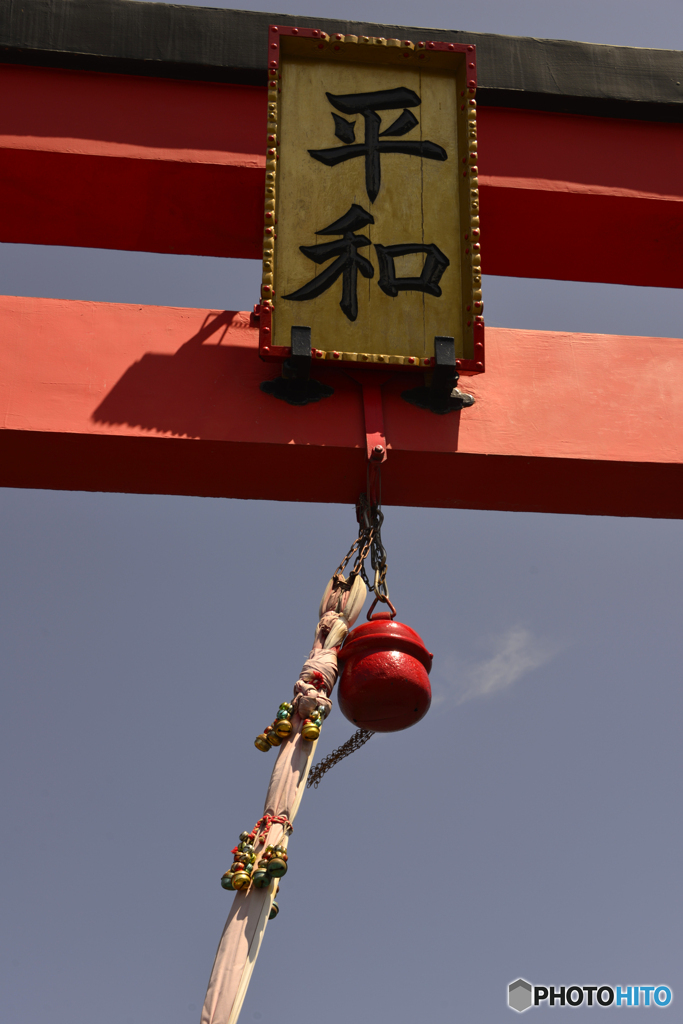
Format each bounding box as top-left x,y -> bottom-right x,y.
283,204 -> 375,322
375,243 -> 450,297
309,88 -> 448,203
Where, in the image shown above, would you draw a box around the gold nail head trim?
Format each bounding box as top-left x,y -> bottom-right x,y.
311,350 -> 431,365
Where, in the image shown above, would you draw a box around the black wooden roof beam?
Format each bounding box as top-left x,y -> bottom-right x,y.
1,0 -> 682,122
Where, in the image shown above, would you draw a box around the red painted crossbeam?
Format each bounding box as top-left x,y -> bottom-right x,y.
1,64 -> 682,287
0,64 -> 267,260
1,296 -> 681,518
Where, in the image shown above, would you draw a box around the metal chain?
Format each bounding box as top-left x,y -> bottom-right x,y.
306,729 -> 375,788
367,501 -> 389,603
332,477 -> 390,606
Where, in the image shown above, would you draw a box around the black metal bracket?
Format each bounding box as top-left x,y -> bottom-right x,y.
260,326 -> 334,406
401,336 -> 475,415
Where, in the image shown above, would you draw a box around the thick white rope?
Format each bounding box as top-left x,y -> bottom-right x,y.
200,575 -> 366,1024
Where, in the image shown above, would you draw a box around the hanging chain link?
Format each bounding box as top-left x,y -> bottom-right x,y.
306,729 -> 375,789
332,475 -> 390,607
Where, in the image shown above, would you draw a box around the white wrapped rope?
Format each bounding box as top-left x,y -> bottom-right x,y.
200,575 -> 365,1024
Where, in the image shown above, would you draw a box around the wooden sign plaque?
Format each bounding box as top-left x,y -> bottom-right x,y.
258,26 -> 484,373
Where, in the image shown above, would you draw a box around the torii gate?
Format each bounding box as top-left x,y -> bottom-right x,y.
1,3 -> 682,1020
1,0 -> 682,516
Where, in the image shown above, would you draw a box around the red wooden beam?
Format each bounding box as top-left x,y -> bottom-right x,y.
1,295 -> 682,518
1,62 -> 683,288
478,107 -> 683,288
2,64 -> 682,286
0,64 -> 266,259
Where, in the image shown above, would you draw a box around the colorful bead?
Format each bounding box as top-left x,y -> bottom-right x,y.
220,873 -> 235,890
231,871 -> 250,890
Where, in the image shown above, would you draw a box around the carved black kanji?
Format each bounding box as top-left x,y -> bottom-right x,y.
282,204 -> 375,322
375,243 -> 450,297
309,88 -> 447,202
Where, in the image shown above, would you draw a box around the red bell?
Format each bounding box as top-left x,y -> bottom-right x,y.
337,614 -> 433,732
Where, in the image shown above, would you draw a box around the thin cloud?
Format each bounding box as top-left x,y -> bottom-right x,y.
438,627 -> 557,705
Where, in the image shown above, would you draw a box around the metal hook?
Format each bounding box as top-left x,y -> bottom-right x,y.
366,594 -> 397,620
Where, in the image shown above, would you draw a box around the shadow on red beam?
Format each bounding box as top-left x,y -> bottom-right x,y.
1,296 -> 682,518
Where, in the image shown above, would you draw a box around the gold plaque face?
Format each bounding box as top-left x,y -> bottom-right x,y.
259,29 -> 484,372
